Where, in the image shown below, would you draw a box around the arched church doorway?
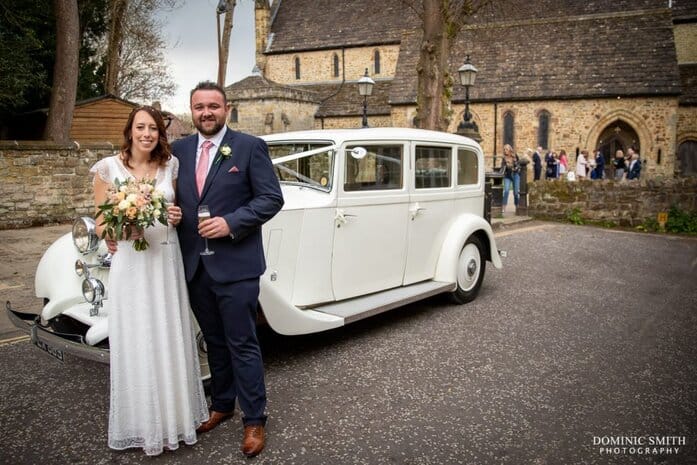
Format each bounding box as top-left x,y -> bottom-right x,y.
595,121 -> 640,178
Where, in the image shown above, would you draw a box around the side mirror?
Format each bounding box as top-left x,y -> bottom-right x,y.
349,147 -> 367,160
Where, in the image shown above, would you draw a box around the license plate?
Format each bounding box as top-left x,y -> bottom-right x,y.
31,326 -> 65,362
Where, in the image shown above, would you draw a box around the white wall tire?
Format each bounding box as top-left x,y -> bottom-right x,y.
451,236 -> 486,304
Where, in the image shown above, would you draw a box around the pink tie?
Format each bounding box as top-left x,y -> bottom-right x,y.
196,140 -> 214,196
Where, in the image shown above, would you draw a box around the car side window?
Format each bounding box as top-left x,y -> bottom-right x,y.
457,147 -> 479,185
415,146 -> 452,188
344,144 -> 403,191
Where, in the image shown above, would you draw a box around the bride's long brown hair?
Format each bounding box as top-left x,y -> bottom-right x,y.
120,105 -> 172,169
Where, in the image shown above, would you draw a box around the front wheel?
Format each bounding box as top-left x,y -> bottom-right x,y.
450,236 -> 486,304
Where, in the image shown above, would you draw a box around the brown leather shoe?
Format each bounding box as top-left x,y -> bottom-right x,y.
196,410 -> 234,434
241,425 -> 265,457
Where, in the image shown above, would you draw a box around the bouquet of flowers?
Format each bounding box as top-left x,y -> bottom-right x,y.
97,177 -> 168,251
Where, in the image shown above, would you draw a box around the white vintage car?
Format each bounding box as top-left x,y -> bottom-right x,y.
7,128 -> 503,379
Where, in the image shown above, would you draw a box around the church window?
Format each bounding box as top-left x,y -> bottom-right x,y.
538,110 -> 550,149
333,53 -> 340,78
229,106 -> 238,124
374,50 -> 381,75
294,56 -> 301,80
503,111 -> 514,147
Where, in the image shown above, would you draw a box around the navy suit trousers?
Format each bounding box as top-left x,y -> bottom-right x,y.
188,266 -> 267,426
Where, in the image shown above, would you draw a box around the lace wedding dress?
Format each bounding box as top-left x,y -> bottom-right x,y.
91,156 -> 209,456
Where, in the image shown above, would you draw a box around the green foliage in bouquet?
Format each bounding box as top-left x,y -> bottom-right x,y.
97,177 -> 168,251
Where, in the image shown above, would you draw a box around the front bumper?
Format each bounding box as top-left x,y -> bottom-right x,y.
5,301 -> 110,364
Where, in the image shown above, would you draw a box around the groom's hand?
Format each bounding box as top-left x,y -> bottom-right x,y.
198,216 -> 231,238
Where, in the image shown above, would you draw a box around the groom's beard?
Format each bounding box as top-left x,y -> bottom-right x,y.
195,115 -> 225,136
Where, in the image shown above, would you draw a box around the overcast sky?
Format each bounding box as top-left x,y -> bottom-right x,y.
156,0 -> 256,114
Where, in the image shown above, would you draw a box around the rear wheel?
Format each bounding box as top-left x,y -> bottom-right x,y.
450,236 -> 486,304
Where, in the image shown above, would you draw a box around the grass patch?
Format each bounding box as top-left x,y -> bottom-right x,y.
565,207 -> 584,225
636,206 -> 697,235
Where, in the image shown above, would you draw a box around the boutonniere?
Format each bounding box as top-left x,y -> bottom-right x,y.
213,144 -> 232,165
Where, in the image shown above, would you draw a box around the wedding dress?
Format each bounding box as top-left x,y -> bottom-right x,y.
91,156 -> 209,456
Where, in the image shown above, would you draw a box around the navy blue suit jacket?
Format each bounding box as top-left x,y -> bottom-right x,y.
627,160 -> 641,180
173,129 -> 284,283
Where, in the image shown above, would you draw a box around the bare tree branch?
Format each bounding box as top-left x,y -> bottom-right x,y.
103,0 -> 180,103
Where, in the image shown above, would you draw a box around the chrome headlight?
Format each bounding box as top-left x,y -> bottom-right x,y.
72,217 -> 100,254
75,259 -> 87,277
82,277 -> 105,304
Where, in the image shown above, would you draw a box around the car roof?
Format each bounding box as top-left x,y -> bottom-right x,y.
260,127 -> 478,146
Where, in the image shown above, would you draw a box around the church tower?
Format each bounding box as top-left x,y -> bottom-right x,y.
254,0 -> 271,75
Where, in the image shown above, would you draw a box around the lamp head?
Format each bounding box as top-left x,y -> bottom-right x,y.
357,68 -> 375,96
458,55 -> 478,87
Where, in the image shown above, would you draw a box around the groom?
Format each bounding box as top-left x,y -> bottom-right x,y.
173,81 -> 283,457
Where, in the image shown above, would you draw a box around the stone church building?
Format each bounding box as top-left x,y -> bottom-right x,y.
226,0 -> 697,178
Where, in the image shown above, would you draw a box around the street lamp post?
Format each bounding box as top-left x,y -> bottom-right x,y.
456,55 -> 481,142
357,68 -> 375,128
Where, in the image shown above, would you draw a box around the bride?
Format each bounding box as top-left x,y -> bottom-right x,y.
90,106 -> 208,456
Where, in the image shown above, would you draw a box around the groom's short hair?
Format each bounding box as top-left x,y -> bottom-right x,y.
190,81 -> 228,104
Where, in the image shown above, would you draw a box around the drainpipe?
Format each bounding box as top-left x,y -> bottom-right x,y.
493,102 -> 498,170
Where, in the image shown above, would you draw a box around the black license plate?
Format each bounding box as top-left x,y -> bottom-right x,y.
31,326 -> 65,362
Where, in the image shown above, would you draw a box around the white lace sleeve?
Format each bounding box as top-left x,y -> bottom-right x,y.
89,157 -> 111,184
169,155 -> 180,181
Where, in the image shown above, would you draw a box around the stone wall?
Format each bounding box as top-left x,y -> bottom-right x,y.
0,141 -> 116,229
314,115 -> 393,130
528,177 -> 697,227
391,95 -> 681,179
229,98 -> 318,136
674,23 -> 697,64
265,45 -> 400,84
678,106 -> 697,144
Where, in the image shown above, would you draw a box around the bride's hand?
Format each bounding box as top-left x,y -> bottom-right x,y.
167,205 -> 182,226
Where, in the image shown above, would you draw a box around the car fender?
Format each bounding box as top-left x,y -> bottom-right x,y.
34,233 -> 87,321
259,277 -> 344,335
434,214 -> 502,284
34,232 -> 108,322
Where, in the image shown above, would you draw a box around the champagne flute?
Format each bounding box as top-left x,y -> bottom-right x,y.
198,205 -> 215,256
160,203 -> 171,245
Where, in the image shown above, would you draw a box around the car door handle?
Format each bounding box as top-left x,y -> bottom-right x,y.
409,205 -> 426,220
335,209 -> 357,225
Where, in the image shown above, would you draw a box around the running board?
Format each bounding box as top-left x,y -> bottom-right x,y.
313,281 -> 455,324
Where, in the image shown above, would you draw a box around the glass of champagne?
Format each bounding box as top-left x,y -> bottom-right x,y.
161,203 -> 171,245
198,205 -> 215,256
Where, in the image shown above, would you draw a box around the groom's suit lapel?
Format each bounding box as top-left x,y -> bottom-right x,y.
199,129 -> 236,201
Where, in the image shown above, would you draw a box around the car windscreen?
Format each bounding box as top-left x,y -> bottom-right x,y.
268,142 -> 335,191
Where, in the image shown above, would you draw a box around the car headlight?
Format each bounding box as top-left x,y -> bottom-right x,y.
75,259 -> 87,277
72,217 -> 100,254
82,277 -> 105,304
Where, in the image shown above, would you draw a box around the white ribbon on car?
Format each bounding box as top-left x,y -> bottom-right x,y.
271,145 -> 338,165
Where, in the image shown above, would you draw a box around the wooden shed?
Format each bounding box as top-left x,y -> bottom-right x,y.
69,95 -> 138,143
2,95 -> 189,143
